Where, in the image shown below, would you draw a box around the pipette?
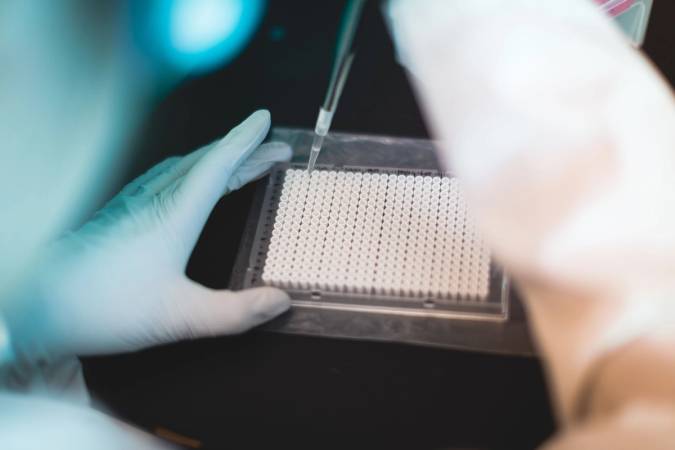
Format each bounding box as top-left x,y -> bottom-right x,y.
306,0 -> 365,173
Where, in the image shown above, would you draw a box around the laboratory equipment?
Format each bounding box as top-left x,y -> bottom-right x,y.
306,0 -> 365,173
261,167 -> 492,308
243,162 -> 506,319
231,128 -> 528,356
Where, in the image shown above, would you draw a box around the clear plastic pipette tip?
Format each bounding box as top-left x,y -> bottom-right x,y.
306,133 -> 325,173
307,148 -> 320,174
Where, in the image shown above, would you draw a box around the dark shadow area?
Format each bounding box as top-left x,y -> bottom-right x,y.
85,331 -> 554,450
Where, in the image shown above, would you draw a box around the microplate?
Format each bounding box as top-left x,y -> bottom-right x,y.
240,163 -> 509,321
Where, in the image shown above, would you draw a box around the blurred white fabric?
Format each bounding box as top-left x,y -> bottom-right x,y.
387,0 -> 675,427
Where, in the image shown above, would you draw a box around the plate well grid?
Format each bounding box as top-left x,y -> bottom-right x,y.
243,164 -> 508,320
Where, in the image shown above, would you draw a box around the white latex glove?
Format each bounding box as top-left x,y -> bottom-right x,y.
2,110 -> 292,367
387,0 -> 675,424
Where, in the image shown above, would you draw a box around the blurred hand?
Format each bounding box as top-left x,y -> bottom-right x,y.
386,0 -> 675,423
4,110 -> 292,365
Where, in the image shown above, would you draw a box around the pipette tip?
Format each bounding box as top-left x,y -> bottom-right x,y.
306,149 -> 320,174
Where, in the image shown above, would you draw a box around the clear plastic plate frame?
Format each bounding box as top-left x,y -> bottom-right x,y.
236,111 -> 516,325
242,163 -> 509,321
229,129 -> 540,354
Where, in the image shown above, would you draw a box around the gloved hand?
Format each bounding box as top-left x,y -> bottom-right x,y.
387,0 -> 675,425
3,110 -> 292,367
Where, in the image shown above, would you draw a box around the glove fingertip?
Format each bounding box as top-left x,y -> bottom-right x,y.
243,286 -> 291,317
253,141 -> 293,163
261,140 -> 292,154
211,287 -> 291,333
276,143 -> 293,161
225,143 -> 293,192
254,108 -> 271,124
227,109 -> 271,140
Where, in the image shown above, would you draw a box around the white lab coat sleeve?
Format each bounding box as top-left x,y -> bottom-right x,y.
387,0 -> 675,436
0,391 -> 172,450
0,316 -> 171,449
0,355 -> 90,404
0,306 -> 89,404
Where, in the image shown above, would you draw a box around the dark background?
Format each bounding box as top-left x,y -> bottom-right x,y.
83,1 -> 675,449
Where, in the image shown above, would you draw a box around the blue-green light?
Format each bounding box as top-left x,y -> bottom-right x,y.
134,0 -> 266,74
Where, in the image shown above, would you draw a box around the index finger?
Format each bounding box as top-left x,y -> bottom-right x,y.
169,110 -> 271,243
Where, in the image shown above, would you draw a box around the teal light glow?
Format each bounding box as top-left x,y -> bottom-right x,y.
134,0 -> 266,73
170,0 -> 244,53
